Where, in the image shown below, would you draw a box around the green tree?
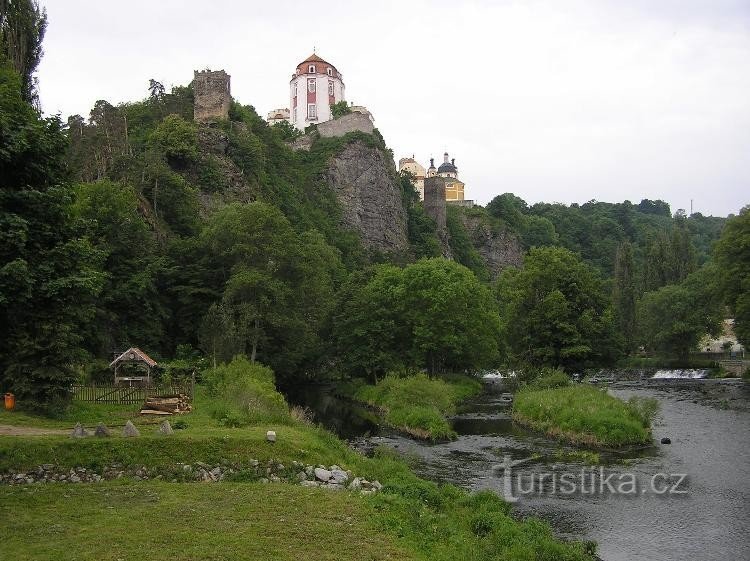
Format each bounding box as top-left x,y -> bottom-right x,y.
713,206 -> 750,347
0,58 -> 103,409
148,113 -> 198,166
330,100 -> 351,119
636,266 -> 721,359
612,241 -> 637,350
0,0 -> 46,105
496,247 -> 620,370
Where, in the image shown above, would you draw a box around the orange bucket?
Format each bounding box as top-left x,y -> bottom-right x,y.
4,392 -> 15,411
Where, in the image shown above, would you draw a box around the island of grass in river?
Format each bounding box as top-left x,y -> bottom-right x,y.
354,373 -> 482,440
512,384 -> 657,447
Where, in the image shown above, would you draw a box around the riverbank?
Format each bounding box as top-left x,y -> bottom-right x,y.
512,385 -> 655,447
354,373 -> 482,440
0,380 -> 596,561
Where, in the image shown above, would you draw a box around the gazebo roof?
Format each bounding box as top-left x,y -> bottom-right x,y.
109,347 -> 157,368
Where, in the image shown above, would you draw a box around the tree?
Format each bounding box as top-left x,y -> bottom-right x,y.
330,100 -> 351,119
612,241 -> 636,350
333,259 -> 501,379
148,79 -> 165,100
636,266 -> 721,359
713,207 -> 750,347
148,113 -> 198,166
0,0 -> 46,105
496,247 -> 621,370
0,58 -> 103,409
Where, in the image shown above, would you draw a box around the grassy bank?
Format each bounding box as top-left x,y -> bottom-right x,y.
512,385 -> 656,447
354,373 -> 482,439
0,359 -> 596,560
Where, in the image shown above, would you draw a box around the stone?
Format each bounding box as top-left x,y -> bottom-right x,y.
661,437 -> 672,444
157,420 -> 174,436
348,477 -> 362,491
41,464 -> 54,471
371,480 -> 383,490
300,480 -> 319,488
459,212 -> 523,280
330,469 -> 349,485
297,471 -> 308,482
122,421 -> 140,437
314,468 -> 332,482
210,467 -> 222,480
324,142 -> 408,253
183,464 -> 193,472
325,483 -> 345,491
93,423 -> 111,437
266,430 -> 277,442
70,423 -> 88,439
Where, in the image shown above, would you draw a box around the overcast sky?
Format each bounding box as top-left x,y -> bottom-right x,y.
37,0 -> 750,217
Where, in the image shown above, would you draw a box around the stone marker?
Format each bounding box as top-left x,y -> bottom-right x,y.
157,420 -> 174,436
266,430 -> 276,442
70,422 -> 88,438
123,420 -> 140,437
94,423 -> 111,437
660,437 -> 671,444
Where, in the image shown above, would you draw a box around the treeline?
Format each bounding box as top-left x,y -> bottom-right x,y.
1,17 -> 748,410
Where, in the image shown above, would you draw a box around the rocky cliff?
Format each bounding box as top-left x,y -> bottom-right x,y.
324,141 -> 408,253
460,212 -> 523,279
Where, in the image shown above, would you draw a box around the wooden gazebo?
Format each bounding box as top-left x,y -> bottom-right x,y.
110,347 -> 158,386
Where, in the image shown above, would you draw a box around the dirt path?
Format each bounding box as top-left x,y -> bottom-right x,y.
0,424 -> 69,436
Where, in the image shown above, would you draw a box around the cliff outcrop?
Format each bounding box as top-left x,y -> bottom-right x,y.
324,141 -> 408,253
460,212 -> 523,279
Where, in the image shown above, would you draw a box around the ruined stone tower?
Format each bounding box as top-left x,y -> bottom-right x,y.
424,176 -> 452,258
193,70 -> 231,122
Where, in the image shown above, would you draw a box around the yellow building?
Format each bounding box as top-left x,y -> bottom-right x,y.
399,152 -> 466,202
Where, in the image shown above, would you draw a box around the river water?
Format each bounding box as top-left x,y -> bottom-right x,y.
287,378 -> 750,561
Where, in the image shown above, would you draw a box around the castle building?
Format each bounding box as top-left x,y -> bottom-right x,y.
267,108 -> 290,125
398,156 -> 426,199
399,152 -> 467,203
289,53 -> 345,130
193,69 -> 231,122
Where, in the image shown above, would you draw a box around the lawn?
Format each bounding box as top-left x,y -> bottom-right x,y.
354,374 -> 482,439
0,481 -> 419,561
512,385 -> 656,447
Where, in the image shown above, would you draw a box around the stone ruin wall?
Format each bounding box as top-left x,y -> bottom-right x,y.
193,70 -> 231,122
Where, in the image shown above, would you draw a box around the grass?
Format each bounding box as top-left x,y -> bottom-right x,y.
0,366 -> 596,561
0,481 -> 418,561
512,385 -> 656,447
355,374 -> 482,440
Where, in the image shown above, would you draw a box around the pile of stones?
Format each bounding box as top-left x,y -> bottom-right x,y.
1,458 -> 383,495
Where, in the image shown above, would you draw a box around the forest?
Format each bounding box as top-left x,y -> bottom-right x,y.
1,1 -> 748,411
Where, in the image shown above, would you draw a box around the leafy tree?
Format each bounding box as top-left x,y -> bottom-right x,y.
330,100 -> 351,119
612,241 -> 636,350
148,113 -> 198,166
0,58 -> 103,409
0,0 -> 46,105
447,205 -> 489,281
399,171 -> 440,259
713,207 -> 750,346
333,259 -> 500,379
496,247 -> 620,370
148,79 -> 165,100
636,266 -> 721,359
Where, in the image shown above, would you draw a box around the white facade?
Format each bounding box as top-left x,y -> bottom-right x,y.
289,54 -> 345,130
266,108 -> 290,125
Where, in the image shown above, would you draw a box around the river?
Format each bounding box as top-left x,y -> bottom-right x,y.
287,377 -> 750,561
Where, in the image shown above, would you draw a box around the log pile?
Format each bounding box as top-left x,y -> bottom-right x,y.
140,394 -> 192,415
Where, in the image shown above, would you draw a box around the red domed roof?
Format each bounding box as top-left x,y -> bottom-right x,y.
296,53 -> 339,76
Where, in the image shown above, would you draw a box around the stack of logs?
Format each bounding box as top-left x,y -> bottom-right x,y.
140,394 -> 192,415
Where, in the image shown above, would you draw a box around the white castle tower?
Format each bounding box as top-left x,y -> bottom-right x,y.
289,53 -> 346,130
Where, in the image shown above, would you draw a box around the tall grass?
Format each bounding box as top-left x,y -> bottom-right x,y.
512,385 -> 656,446
355,373 -> 482,440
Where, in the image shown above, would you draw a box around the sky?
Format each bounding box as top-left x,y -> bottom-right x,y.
36,0 -> 750,217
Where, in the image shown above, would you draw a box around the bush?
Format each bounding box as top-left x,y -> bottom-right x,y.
526,368 -> 570,390
203,355 -> 289,426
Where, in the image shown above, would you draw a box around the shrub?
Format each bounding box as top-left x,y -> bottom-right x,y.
202,355 -> 289,426
526,368 -> 570,390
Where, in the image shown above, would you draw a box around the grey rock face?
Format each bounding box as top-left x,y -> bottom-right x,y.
330,469 -> 349,485
324,141 -> 408,253
123,421 -> 140,437
266,430 -> 276,442
460,213 -> 523,280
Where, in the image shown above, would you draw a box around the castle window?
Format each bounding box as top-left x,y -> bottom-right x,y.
327,68 -> 333,76
328,81 -> 334,96
308,79 -> 316,93
308,104 -> 317,119
308,64 -> 316,73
